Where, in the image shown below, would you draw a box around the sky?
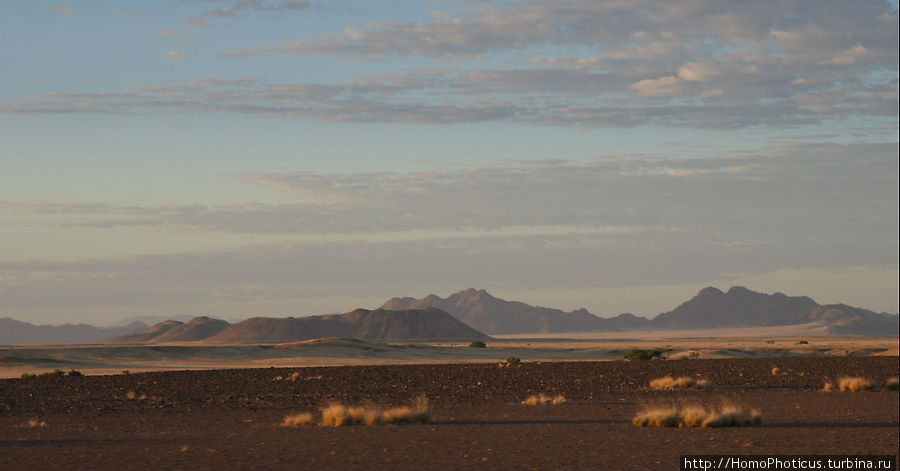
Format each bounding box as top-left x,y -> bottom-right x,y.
1,0 -> 898,326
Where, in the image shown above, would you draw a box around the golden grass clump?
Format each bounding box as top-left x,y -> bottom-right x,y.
27,419 -> 47,428
886,377 -> 899,391
522,393 -> 566,406
281,412 -> 314,426
837,377 -> 873,392
649,376 -> 712,390
319,397 -> 430,426
633,403 -> 761,428
822,382 -> 836,392
771,367 -> 781,376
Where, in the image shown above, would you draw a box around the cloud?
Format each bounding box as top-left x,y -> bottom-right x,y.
159,50 -> 188,59
630,76 -> 685,97
180,17 -> 211,27
2,2 -> 896,131
52,6 -> 81,16
205,0 -> 310,18
5,141 -> 895,242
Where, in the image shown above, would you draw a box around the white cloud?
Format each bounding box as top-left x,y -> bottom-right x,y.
159,50 -> 188,59
53,6 -> 81,16
630,76 -> 684,97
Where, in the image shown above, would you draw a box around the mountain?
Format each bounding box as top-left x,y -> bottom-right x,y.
380,287 -> 896,336
117,307 -> 488,344
381,288 -> 646,334
651,286 -> 819,330
777,304 -> 899,335
112,316 -> 231,343
0,318 -> 148,345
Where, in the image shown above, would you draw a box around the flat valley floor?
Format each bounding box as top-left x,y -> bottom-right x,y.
2,357 -> 898,470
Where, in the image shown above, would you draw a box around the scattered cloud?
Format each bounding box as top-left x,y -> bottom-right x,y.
159,50 -> 188,59
52,5 -> 82,16
180,17 -> 211,27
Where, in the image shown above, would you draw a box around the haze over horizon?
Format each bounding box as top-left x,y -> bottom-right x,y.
1,1 -> 898,325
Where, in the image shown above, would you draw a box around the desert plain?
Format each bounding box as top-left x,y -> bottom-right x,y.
2,334 -> 898,470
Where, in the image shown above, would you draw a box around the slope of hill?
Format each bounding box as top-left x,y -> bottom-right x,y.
778,304 -> 900,335
382,288 -> 645,334
0,318 -> 147,345
381,287 -> 896,336
651,286 -> 819,329
112,317 -> 231,343
199,307 -> 487,343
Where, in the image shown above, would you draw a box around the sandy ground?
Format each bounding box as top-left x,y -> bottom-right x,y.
1,357 -> 897,470
2,334 -> 896,378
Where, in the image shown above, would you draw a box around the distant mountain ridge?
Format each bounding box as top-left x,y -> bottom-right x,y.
112,316 -> 231,343
382,288 -> 649,334
4,286 -> 897,345
0,318 -> 147,345
114,307 -> 487,344
381,287 -> 898,335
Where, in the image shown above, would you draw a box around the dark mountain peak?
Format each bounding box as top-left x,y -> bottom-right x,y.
697,286 -> 724,298
726,286 -> 754,295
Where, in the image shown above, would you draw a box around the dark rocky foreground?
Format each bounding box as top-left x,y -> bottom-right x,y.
1,357 -> 898,470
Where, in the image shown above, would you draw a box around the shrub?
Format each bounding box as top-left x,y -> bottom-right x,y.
319,397 -> 430,426
66,369 -> 83,377
522,394 -> 566,406
468,341 -> 487,348
837,377 -> 873,392
649,376 -> 712,390
886,378 -> 899,391
797,340 -> 809,344
624,349 -> 662,361
633,403 -> 761,428
502,357 -> 522,367
282,413 -> 314,426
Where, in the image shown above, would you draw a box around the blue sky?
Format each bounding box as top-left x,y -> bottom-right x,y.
1,0 -> 897,325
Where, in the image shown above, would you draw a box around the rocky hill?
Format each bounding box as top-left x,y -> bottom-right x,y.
116,307 -> 488,344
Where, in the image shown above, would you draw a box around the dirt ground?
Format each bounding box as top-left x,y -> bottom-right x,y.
2,357 -> 897,470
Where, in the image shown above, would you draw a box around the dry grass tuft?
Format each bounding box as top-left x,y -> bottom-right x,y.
522,393 -> 567,406
289,372 -> 301,382
26,419 -> 47,428
633,403 -> 761,428
319,397 -> 430,426
886,377 -> 899,391
649,376 -> 713,390
320,404 -> 350,426
281,412 -> 314,426
822,381 -> 836,392
837,377 -> 873,392
771,367 -> 781,376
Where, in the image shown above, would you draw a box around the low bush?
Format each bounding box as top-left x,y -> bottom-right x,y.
837,377 -> 873,392
886,377 -> 899,391
649,376 -> 712,390
633,403 -> 761,428
624,349 -> 662,361
522,394 -> 566,406
468,341 -> 487,348
318,397 -> 430,426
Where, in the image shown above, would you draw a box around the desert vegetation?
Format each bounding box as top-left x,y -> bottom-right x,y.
624,349 -> 662,361
281,412 -> 314,426
20,369 -> 83,379
468,341 -> 487,348
283,397 -> 431,427
886,377 -> 899,391
648,376 -> 712,390
522,393 -> 566,406
633,403 -> 761,428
